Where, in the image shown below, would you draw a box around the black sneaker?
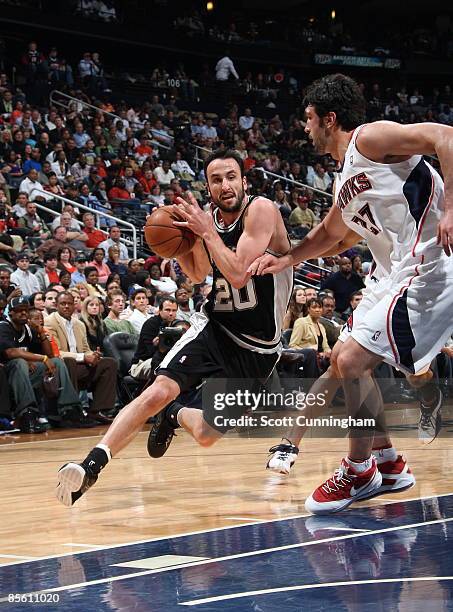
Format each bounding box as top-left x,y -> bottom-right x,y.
61,408 -> 99,429
266,439 -> 299,475
56,463 -> 98,507
15,410 -> 47,434
418,388 -> 442,444
147,408 -> 178,458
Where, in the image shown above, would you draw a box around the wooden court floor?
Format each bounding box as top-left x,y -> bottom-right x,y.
1,407 -> 452,566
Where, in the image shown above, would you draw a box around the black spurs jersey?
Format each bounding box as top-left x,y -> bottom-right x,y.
204,196 -> 293,353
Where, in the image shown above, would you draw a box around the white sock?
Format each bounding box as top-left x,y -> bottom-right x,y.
347,456 -> 373,473
372,445 -> 397,464
176,407 -> 187,428
96,443 -> 112,461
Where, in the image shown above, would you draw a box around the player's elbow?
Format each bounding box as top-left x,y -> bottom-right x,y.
230,272 -> 251,289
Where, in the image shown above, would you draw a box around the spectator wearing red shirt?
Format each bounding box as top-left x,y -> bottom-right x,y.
108,178 -> 132,201
135,136 -> 153,161
139,169 -> 157,194
82,212 -> 107,249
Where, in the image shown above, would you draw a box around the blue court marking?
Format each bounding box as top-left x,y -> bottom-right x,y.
1,494 -> 453,611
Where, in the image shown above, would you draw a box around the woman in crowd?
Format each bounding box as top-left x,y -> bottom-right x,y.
273,184 -> 291,220
283,286 -> 307,330
59,269 -> 72,290
57,247 -> 76,274
29,291 -> 45,311
90,247 -> 111,285
69,287 -> 83,317
352,254 -> 365,278
44,172 -> 66,198
84,266 -> 107,298
106,245 -> 127,277
73,282 -> 90,301
289,298 -> 331,375
80,296 -> 107,351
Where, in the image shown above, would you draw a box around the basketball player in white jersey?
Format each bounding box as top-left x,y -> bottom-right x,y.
56,149 -> 292,507
249,73 -> 453,514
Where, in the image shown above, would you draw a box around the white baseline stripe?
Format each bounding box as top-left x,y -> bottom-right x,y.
0,515 -> 451,602
181,576 -> 453,606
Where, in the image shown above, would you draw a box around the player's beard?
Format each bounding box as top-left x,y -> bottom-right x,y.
214,186 -> 245,213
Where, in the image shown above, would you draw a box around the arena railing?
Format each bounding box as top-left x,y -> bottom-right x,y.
32,190 -> 137,259
254,167 -> 333,200
49,90 -> 122,121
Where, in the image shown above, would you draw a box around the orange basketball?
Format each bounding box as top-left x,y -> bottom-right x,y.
144,205 -> 197,258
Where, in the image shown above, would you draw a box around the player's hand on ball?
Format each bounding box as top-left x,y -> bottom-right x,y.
173,192 -> 215,238
248,253 -> 292,275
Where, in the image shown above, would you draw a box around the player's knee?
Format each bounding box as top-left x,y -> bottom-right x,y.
336,350 -> 362,379
141,380 -> 178,415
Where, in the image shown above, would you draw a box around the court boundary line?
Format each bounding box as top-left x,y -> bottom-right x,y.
181,576 -> 453,606
1,490 -> 453,568
0,514 -> 452,601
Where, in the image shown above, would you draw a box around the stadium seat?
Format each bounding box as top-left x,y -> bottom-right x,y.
103,332 -> 146,404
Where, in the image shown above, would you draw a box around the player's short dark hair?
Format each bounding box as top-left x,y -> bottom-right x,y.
303,73 -> 366,131
204,148 -> 245,178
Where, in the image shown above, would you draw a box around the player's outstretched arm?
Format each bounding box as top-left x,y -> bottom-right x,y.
319,229 -> 362,257
248,205 -> 350,275
358,122 -> 453,254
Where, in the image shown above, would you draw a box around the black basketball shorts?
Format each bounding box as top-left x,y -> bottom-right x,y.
157,313 -> 280,432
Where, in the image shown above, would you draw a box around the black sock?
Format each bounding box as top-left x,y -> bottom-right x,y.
165,401 -> 184,429
81,447 -> 110,475
419,381 -> 440,406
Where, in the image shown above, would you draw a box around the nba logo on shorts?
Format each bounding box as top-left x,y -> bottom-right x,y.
371,331 -> 381,342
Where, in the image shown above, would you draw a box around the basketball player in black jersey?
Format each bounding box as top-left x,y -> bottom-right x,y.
56,149 -> 292,507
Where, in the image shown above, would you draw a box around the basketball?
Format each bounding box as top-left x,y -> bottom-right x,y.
144,205 -> 197,258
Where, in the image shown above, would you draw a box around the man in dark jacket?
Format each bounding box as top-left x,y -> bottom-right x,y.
129,298 -> 177,380
320,256 -> 365,314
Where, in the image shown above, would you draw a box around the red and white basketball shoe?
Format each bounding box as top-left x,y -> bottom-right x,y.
372,455 -> 415,497
305,457 -> 382,515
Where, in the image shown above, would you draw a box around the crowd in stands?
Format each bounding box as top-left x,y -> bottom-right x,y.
173,7 -> 453,60
0,37 -> 452,434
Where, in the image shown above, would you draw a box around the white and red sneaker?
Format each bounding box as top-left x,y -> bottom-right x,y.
375,455 -> 415,496
305,457 -> 382,515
